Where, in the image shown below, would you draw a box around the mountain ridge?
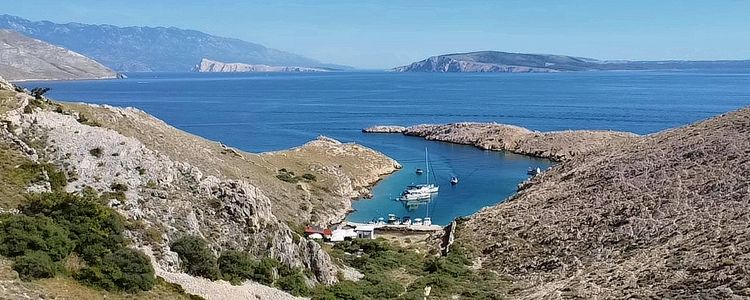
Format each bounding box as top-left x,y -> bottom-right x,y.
0,14 -> 350,72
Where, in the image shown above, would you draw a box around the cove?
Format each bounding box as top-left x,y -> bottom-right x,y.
346,134 -> 552,226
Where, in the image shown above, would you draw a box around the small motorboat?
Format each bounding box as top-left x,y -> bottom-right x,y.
387,214 -> 400,225
450,176 -> 459,185
423,217 -> 432,226
412,218 -> 423,226
376,217 -> 385,225
402,216 -> 412,226
527,167 -> 542,176
415,168 -> 424,175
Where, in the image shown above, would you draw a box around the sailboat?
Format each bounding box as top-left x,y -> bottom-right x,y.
402,147 -> 439,198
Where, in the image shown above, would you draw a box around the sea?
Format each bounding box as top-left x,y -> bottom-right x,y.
20,71 -> 750,225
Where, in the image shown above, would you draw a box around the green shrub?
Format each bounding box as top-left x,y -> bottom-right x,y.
218,250 -> 256,284
89,147 -> 103,158
76,248 -> 155,292
0,214 -> 74,261
276,272 -> 310,296
20,192 -> 126,264
13,251 -> 56,281
110,182 -> 129,192
301,173 -> 317,181
170,236 -> 219,280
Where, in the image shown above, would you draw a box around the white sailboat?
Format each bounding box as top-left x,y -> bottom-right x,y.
401,147 -> 438,199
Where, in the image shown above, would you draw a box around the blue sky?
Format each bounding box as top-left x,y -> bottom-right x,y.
4,0 -> 750,68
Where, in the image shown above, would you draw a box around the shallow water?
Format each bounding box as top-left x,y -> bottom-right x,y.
22,71 -> 750,224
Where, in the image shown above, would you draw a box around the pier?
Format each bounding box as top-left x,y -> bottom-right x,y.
345,221 -> 443,232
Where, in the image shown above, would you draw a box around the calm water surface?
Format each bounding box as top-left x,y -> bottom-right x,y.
22,71 -> 750,224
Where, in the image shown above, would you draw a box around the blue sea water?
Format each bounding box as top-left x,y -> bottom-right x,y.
21,71 -> 750,225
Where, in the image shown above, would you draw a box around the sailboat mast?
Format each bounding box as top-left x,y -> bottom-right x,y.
425,147 -> 429,185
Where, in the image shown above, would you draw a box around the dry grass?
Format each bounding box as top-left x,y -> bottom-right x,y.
0,144 -> 36,209
457,108 -> 750,298
0,89 -> 18,115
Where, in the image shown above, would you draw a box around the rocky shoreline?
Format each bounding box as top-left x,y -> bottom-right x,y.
365,122 -> 638,162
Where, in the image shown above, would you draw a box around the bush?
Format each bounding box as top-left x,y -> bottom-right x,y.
276,272 -> 310,296
76,248 -> 155,292
0,214 -> 74,261
170,236 -> 219,280
218,250 -> 256,284
301,173 -> 317,181
20,192 -> 126,264
13,251 -> 56,281
110,182 -> 129,192
89,147 -> 103,158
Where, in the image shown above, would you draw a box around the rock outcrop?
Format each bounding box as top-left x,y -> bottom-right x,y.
455,108 -> 750,298
194,58 -> 329,73
0,29 -> 118,81
0,76 -> 399,299
362,125 -> 406,133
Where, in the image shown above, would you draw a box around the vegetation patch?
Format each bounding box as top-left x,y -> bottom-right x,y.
310,238 -> 508,300
0,190 -> 155,293
275,169 -> 318,184
170,236 -> 220,280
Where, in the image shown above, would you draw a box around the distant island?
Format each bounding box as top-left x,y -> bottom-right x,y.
193,58 -> 330,73
0,29 -> 118,81
393,51 -> 750,72
0,14 -> 349,72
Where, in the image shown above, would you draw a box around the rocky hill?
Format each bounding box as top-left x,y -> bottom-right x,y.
193,58 -> 329,73
0,14 -> 349,72
0,76 -> 399,299
393,51 -> 750,73
454,108 -> 750,298
0,29 -> 117,81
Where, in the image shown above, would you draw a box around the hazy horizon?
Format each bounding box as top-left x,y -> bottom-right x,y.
4,0 -> 750,69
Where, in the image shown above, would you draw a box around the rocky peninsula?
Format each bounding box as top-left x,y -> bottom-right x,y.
0,76 -> 399,299
365,122 -> 637,162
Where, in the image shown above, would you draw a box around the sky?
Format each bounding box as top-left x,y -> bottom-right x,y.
3,0 -> 750,69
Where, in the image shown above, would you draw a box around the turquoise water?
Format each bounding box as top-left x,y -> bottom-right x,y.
21,71 -> 750,225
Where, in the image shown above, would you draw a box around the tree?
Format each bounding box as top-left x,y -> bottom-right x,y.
29,87 -> 50,100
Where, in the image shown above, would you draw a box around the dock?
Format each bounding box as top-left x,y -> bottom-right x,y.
345,221 -> 443,232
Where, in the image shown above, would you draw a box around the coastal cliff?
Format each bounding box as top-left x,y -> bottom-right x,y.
0,29 -> 118,81
194,58 -> 329,73
365,123 -> 637,162
393,51 -> 750,73
0,76 -> 399,299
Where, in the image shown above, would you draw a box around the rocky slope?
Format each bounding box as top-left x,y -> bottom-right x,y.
0,29 -> 118,81
194,58 -> 329,73
366,122 -> 637,162
456,108 -> 750,298
393,51 -> 750,73
0,76 -> 399,299
0,14 -> 349,72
